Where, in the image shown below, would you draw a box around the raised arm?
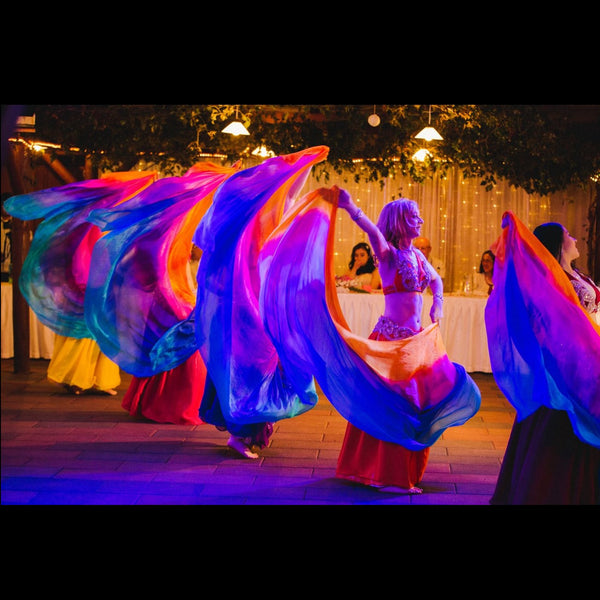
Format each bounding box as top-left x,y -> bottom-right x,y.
335,187 -> 388,258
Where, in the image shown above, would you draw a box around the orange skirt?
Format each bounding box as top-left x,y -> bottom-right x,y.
336,422 -> 430,489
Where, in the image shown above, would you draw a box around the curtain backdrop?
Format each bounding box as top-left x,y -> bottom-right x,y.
299,167 -> 594,293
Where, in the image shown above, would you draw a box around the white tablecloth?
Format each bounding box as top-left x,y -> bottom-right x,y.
1,282 -> 55,359
336,290 -> 491,372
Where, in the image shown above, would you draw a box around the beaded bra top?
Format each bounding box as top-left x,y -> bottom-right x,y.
382,247 -> 431,295
567,269 -> 600,314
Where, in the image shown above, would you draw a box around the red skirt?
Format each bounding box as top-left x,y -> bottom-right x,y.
122,351 -> 206,425
336,423 -> 430,489
335,321 -> 430,489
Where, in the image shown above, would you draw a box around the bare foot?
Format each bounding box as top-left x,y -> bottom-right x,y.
105,389 -> 118,396
227,436 -> 259,459
377,486 -> 423,495
63,384 -> 83,395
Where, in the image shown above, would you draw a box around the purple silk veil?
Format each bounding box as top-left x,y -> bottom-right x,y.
260,186 -> 481,450
4,173 -> 156,338
194,147 -> 330,425
85,163 -> 239,376
485,211 -> 600,448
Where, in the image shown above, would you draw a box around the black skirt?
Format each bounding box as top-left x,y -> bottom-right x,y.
491,406 -> 600,505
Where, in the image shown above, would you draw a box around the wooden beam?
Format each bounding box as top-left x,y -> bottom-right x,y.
41,151 -> 77,183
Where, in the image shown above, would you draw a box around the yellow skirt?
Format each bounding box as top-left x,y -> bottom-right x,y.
47,335 -> 121,392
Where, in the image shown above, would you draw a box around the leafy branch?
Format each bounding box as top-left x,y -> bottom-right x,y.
23,104 -> 600,196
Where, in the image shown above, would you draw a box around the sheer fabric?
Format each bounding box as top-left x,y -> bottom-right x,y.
485,211 -> 600,448
85,163 -> 238,376
261,185 -> 481,449
4,172 -> 156,337
194,147 -> 329,426
7,146 -> 482,446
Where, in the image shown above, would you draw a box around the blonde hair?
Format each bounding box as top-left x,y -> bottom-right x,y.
377,199 -> 419,248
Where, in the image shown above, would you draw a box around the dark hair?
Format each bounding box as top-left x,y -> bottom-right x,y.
533,222 -> 564,262
478,250 -> 495,273
349,242 -> 376,275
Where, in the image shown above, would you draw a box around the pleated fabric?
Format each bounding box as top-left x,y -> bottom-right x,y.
485,211 -> 600,448
47,334 -> 121,392
121,351 -> 205,425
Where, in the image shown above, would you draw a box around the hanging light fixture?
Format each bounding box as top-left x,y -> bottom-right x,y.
414,105 -> 443,141
412,148 -> 432,162
251,145 -> 275,158
368,105 -> 380,127
222,105 -> 250,136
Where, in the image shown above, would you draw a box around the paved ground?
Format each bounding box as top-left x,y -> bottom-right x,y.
1,358 -> 514,506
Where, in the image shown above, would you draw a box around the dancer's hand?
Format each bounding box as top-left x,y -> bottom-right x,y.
332,186 -> 353,210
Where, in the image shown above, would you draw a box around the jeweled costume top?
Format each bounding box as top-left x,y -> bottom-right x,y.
382,247 -> 431,295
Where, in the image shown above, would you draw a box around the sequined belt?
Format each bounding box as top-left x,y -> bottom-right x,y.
371,316 -> 420,340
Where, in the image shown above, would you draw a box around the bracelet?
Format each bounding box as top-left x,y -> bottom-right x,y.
433,293 -> 443,302
351,209 -> 364,222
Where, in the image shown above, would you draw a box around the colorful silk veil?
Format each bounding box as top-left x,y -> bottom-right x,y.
194,147 -> 329,425
4,172 -> 156,338
6,146 -> 481,447
85,163 -> 239,376
485,211 -> 600,448
258,186 -> 481,449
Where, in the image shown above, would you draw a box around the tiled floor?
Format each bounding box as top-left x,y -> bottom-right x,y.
1,358 -> 514,505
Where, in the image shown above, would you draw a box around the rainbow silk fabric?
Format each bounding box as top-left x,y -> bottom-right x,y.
5,172 -> 156,338
485,211 -> 600,448
6,146 -> 482,443
85,163 -> 239,376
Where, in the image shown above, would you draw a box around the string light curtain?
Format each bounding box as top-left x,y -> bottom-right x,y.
302,167 -> 594,293
127,152 -> 594,294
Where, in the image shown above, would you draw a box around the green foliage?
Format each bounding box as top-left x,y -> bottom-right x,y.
26,104 -> 600,196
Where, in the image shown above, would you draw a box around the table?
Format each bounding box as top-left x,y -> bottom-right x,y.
336,290 -> 492,372
1,282 -> 55,359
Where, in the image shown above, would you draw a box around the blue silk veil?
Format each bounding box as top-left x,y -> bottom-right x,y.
194,147 -> 329,426
485,211 -> 600,448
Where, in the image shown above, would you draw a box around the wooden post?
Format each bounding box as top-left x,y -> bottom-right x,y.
41,152 -> 77,184
6,145 -> 30,373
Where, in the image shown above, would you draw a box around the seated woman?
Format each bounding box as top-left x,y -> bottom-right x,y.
337,241 -> 382,291
472,249 -> 495,296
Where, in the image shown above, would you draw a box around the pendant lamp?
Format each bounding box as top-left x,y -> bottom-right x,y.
414,105 -> 443,141
222,106 -> 250,136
